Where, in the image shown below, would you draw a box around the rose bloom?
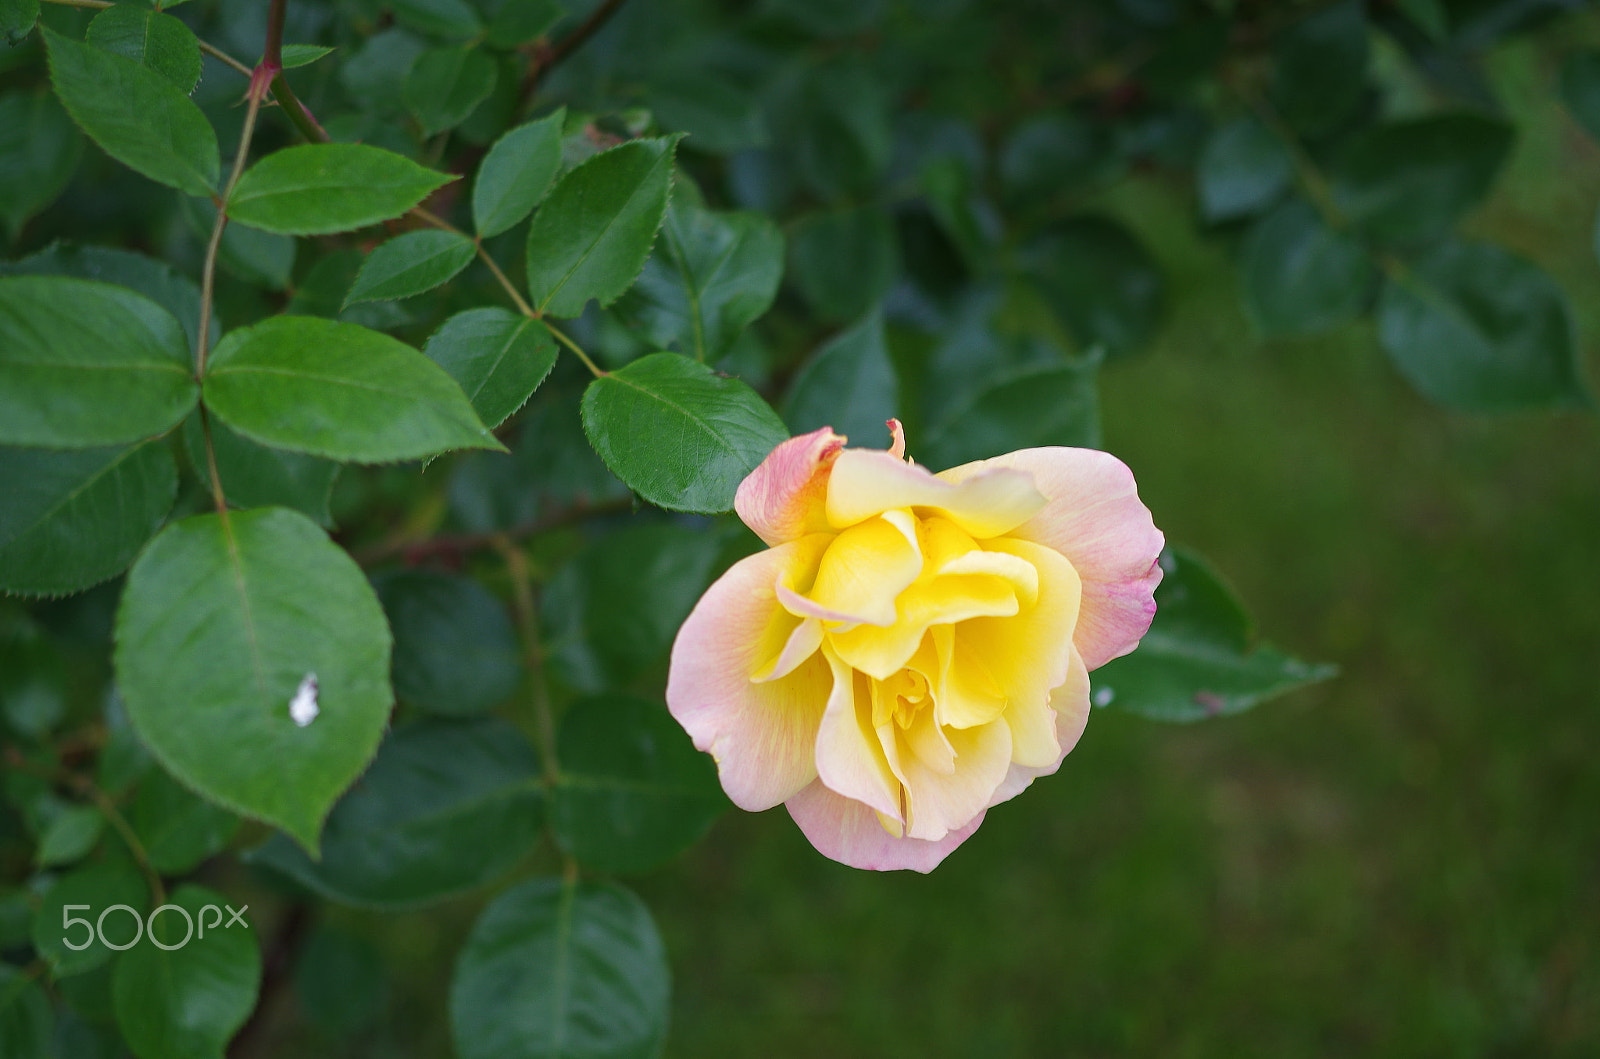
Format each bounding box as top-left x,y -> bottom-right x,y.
666,421 -> 1164,872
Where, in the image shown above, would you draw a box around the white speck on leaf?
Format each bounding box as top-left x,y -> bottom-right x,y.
1092,686 -> 1115,707
289,673 -> 319,727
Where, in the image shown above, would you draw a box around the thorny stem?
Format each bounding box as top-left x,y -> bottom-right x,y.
518,0 -> 632,111
493,537 -> 562,785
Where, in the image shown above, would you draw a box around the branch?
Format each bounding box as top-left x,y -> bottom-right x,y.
518,0 -> 631,110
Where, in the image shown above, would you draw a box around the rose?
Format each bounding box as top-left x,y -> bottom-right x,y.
666,421 -> 1164,872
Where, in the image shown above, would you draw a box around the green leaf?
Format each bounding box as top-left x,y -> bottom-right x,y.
43,27 -> 218,197
788,204 -> 898,324
1092,549 -> 1336,722
35,804 -> 103,867
0,963 -> 52,1059
1329,114 -> 1513,247
0,276 -> 197,448
580,351 -> 789,513
227,144 -> 455,236
85,6 -> 201,94
404,45 -> 498,138
345,229 -> 476,306
922,358 -> 1101,471
1270,0 -> 1369,137
1022,217 -> 1164,356
794,58 -> 891,200
0,90 -> 83,239
0,0 -> 39,46
202,315 -> 502,463
0,619 -> 67,739
1240,199 -> 1374,337
615,194 -> 785,361
1197,116 -> 1291,223
783,310 -> 898,443
130,768 -> 240,875
0,243 -> 211,351
284,248 -> 413,330
293,926 -> 384,1033
0,441 -> 177,598
373,571 -> 522,717
483,0 -> 563,47
1560,51 -> 1600,142
543,523 -> 724,692
112,884 -> 261,1059
280,44 -> 334,69
525,135 -> 680,317
339,29 -> 425,114
473,109 -> 565,238
181,414 -> 340,527
246,718 -> 543,908
999,113 -> 1112,206
450,877 -> 669,1059
1396,0 -> 1448,39
31,857 -> 147,978
391,0 -> 482,40
552,695 -> 725,874
113,508 -> 394,853
423,308 -> 557,430
1377,240 -> 1590,411
651,71 -> 768,155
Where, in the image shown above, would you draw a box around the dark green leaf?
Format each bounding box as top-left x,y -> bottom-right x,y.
1,0 -> 38,46
525,135 -> 680,317
1396,0 -> 1448,39
1022,216 -> 1164,356
999,113 -> 1111,206
1329,114 -> 1513,246
31,857 -> 147,978
1270,0 -> 1369,136
450,877 -> 669,1059
114,508 -> 394,853
227,144 -> 455,236
788,205 -> 898,323
1197,116 -> 1291,223
1240,199 -> 1374,337
615,193 -> 785,361
284,248 -> 413,330
783,310 -> 898,443
474,109 -> 565,238
423,308 -> 557,431
0,963 -> 52,1059
280,43 -> 334,69
552,695 -> 725,873
921,155 -> 995,267
0,90 -> 82,239
43,27 -> 218,196
339,29 -> 425,113
651,72 -> 768,155
85,6 -> 201,94
0,276 -> 197,448
293,926 -> 385,1033
35,804 -> 103,867
1093,549 -> 1336,722
202,315 -> 502,463
0,243 -> 210,351
922,358 -> 1101,470
181,197 -> 295,291
130,768 -> 240,875
0,441 -> 176,597
1377,240 -> 1590,411
404,45 -> 498,138
345,229 -> 476,306
1560,51 -> 1600,142
484,0 -> 563,47
181,414 -> 340,527
246,718 -> 543,908
374,571 -> 522,717
795,58 -> 891,200
544,523 -> 724,692
112,884 -> 261,1059
391,0 -> 482,40
581,351 -> 789,513
0,618 -> 68,738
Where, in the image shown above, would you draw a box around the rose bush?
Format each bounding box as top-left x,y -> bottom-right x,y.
667,422 -> 1165,871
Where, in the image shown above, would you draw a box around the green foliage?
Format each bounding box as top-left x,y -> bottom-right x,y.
473,109 -> 565,238
423,307 -> 557,429
345,228 -> 477,306
0,91 -> 81,239
374,570 -> 523,717
783,310 -> 899,443
85,7 -> 201,95
405,44 -> 498,137
227,144 -> 455,236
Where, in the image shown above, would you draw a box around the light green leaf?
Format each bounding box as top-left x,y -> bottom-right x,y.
525,135 -> 680,317
404,45 -> 498,138
423,308 -> 556,431
1197,116 -> 1291,222
473,109 -> 565,238
35,804 -> 103,867
922,357 -> 1101,470
202,315 -> 503,463
1023,216 -> 1164,356
1093,549 -> 1336,722
450,877 -> 669,1059
246,718 -> 543,908
85,6 -> 201,94
346,229 -> 476,306
130,768 -> 240,875
113,508 -> 394,853
581,351 -> 789,513
374,571 -> 522,717
181,414 -> 340,527
0,90 -> 82,240
280,44 -> 334,69
0,276 -> 197,448
0,441 -> 177,598
30,857 -> 147,978
43,27 -> 218,196
1377,240 -> 1591,411
782,310 -> 898,443
227,144 -> 455,236
788,204 -> 898,323
552,695 -> 725,874
1241,199 -> 1374,337
0,243 -> 212,350
112,885 -> 261,1059
615,193 -> 784,361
